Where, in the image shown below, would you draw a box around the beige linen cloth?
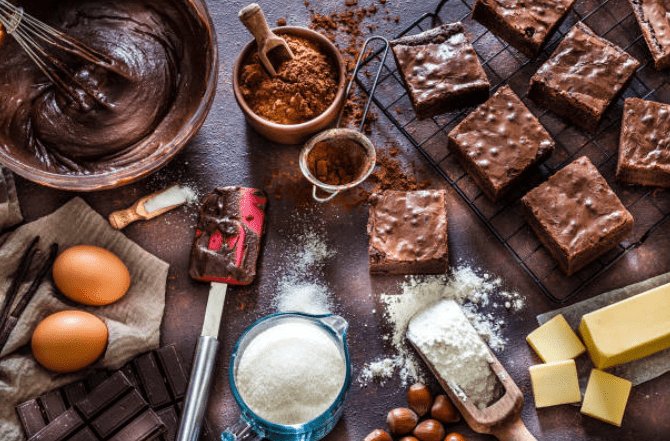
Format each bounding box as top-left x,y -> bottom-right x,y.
0,197 -> 169,441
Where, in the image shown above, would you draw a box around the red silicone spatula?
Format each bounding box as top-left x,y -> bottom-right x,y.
176,186 -> 267,441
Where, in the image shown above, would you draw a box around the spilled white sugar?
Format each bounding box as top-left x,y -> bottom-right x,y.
358,265 -> 525,386
407,300 -> 502,409
274,229 -> 334,315
235,321 -> 346,425
144,184 -> 198,213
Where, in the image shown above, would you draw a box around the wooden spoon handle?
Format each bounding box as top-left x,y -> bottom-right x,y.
491,419 -> 537,441
238,3 -> 272,48
108,207 -> 144,230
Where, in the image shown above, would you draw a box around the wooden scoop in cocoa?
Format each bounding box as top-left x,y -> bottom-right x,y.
239,3 -> 294,76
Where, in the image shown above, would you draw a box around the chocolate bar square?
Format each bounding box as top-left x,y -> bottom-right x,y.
617,97 -> 670,187
472,0 -> 577,57
391,23 -> 490,119
448,85 -> 555,201
528,22 -> 639,133
521,156 -> 634,275
368,190 -> 448,275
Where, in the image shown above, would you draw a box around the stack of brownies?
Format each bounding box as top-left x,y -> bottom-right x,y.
367,0 -> 670,277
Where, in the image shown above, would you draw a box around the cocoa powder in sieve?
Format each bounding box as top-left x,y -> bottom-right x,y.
307,138 -> 370,186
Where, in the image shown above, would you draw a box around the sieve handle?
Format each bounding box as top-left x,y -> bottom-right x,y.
336,36 -> 389,131
312,185 -> 339,203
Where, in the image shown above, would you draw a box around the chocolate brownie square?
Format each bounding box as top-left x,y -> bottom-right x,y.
390,23 -> 490,119
448,85 -> 555,201
628,0 -> 670,70
368,190 -> 448,275
472,0 -> 577,57
617,98 -> 670,187
521,156 -> 634,275
528,22 -> 640,133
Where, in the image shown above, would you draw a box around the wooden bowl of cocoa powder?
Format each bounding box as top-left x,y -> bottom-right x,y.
233,26 -> 346,145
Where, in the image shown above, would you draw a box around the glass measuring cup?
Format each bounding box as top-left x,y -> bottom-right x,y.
222,312 -> 351,441
299,36 -> 389,203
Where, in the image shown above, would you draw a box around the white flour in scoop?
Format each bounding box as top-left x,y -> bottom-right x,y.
235,321 -> 346,425
407,300 -> 502,409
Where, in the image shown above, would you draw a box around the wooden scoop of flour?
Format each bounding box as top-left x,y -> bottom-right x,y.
407,301 -> 537,441
239,3 -> 294,76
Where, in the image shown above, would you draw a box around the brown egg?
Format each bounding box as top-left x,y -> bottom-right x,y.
53,245 -> 131,306
31,310 -> 108,373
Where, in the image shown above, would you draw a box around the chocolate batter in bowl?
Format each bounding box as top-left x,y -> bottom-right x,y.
0,0 -> 217,191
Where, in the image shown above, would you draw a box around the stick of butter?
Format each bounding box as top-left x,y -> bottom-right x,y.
579,282 -> 670,369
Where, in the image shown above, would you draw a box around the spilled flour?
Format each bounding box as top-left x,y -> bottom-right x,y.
359,265 -> 525,387
273,228 -> 335,315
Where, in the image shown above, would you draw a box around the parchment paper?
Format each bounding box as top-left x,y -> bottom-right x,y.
0,197 -> 169,441
537,272 -> 670,388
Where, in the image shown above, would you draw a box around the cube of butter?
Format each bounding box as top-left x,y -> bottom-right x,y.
580,369 -> 631,426
526,314 -> 586,362
579,282 -> 670,369
529,359 -> 581,408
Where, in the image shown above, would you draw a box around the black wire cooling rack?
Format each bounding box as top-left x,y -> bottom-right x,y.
355,0 -> 670,303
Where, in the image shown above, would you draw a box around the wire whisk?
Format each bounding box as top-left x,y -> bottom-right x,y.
0,0 -> 126,109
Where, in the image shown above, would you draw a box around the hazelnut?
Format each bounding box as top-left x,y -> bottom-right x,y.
444,433 -> 467,441
363,429 -> 392,441
412,419 -> 445,441
430,394 -> 460,424
407,382 -> 433,416
399,437 -> 420,441
387,408 -> 419,436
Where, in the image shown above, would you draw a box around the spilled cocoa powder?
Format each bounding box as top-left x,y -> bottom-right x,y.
307,0 -> 399,131
307,138 -> 370,186
239,35 -> 338,125
265,141 -> 430,209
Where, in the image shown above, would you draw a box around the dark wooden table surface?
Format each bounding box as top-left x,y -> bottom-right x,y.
12,0 -> 670,440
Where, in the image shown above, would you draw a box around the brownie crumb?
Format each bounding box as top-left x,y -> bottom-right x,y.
276,18 -> 287,26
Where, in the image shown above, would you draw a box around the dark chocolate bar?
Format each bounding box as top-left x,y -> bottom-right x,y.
189,187 -> 267,285
17,371 -> 164,441
16,345 -> 215,441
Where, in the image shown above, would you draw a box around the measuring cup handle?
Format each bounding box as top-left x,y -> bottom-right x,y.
312,185 -> 339,203
221,417 -> 264,441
